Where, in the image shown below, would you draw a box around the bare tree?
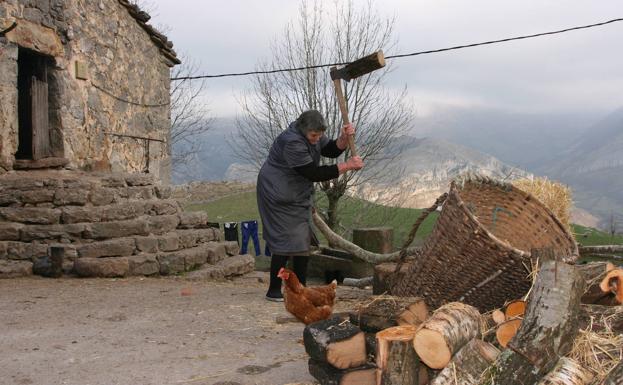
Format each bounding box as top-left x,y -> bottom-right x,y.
169,56 -> 213,181
232,0 -> 414,229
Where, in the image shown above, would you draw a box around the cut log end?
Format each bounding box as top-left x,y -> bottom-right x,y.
376,325 -> 418,371
505,300 -> 527,319
342,368 -> 376,385
397,300 -> 430,326
600,269 -> 623,304
327,331 -> 367,369
413,328 -> 451,369
492,309 -> 507,325
496,319 -> 522,348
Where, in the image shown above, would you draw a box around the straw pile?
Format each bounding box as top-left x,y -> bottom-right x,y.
512,177 -> 573,231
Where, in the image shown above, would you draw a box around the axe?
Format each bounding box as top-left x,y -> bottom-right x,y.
330,50 -> 385,157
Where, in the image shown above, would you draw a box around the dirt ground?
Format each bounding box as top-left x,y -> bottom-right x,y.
0,272 -> 371,385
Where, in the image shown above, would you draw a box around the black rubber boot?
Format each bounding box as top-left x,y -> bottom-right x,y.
293,255 -> 309,286
266,254 -> 288,301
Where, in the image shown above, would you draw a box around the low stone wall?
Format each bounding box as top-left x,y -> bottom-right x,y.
0,170 -> 254,279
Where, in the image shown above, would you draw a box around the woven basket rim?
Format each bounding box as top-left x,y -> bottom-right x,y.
451,173 -> 579,261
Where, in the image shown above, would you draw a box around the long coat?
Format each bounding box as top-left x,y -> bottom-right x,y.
256,123 -> 330,255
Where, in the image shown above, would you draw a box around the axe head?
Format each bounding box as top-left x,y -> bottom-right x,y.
330,50 -> 385,82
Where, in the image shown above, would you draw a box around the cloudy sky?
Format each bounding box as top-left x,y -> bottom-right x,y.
149,0 -> 623,118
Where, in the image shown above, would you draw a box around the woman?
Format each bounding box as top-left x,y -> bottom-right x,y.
257,109 -> 364,301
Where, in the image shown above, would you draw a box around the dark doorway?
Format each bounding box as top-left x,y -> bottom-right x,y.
16,48 -> 54,160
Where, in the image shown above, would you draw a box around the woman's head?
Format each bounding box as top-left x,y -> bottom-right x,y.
295,110 -> 327,144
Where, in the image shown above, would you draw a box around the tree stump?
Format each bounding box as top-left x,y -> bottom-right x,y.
308,359 -> 376,385
353,227 -> 394,254
350,296 -> 429,333
376,325 -> 419,385
413,302 -> 481,369
429,339 -> 500,385
374,262 -> 411,295
304,316 -> 367,370
536,357 -> 593,385
600,360 -> 623,385
480,259 -> 585,385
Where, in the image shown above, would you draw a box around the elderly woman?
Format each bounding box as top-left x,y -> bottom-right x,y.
257,109 -> 364,301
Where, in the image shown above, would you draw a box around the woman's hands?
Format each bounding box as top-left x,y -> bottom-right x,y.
337,156 -> 364,174
336,123 -> 356,150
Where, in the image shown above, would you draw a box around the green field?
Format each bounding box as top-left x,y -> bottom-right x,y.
186,191 -> 623,251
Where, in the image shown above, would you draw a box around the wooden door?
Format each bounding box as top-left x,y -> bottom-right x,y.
30,65 -> 50,160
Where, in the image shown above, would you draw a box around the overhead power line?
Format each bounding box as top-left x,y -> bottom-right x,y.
171,17 -> 623,81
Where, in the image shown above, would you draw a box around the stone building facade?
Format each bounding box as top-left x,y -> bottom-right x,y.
0,0 -> 179,181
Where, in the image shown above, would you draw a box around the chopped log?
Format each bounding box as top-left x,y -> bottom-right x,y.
504,300 -> 526,319
376,325 -> 419,385
600,360 -> 623,385
417,366 -> 430,385
343,276 -> 374,288
350,296 -> 427,333
492,309 -> 506,325
599,269 -> 623,304
536,357 -> 593,385
374,262 -> 412,295
580,262 -> 619,305
429,339 -> 500,385
413,302 -> 481,369
579,304 -> 623,334
480,259 -> 585,385
308,359 -> 376,385
304,316 -> 368,370
496,319 -> 522,348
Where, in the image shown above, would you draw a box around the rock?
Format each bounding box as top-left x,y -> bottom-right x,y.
0,260 -> 33,278
135,236 -> 158,253
177,211 -> 209,229
74,257 -> 129,278
223,241 -> 240,256
157,233 -> 179,252
177,228 -> 219,248
128,254 -> 159,276
76,238 -> 136,258
0,223 -> 24,241
85,219 -> 149,239
186,254 -> 255,281
0,207 -> 61,225
147,215 -> 179,235
53,188 -> 89,206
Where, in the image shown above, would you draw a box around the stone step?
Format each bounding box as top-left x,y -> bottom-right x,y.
60,199 -> 181,224
185,254 -> 255,281
0,259 -> 33,278
158,241 -> 227,275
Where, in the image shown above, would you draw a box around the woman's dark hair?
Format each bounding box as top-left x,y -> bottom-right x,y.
295,110 -> 327,134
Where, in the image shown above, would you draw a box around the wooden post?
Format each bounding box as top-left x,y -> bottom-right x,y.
376,325 -> 420,385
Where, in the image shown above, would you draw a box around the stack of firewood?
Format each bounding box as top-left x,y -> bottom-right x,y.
304,260 -> 623,385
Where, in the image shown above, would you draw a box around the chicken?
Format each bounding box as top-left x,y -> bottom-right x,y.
277,267 -> 337,324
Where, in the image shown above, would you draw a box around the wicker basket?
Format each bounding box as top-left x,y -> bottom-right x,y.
391,174 -> 579,312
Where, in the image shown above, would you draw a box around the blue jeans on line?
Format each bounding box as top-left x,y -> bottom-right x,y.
241,220 -> 261,255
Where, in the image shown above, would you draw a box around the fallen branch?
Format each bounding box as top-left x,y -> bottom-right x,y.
342,277 -> 373,288
312,210 -> 420,264
579,245 -> 623,255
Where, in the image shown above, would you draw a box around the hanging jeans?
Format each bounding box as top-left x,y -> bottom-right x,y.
223,222 -> 239,245
240,220 -> 261,255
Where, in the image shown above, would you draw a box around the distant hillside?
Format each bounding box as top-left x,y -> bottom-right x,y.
538,107 -> 623,228
353,136 -> 532,208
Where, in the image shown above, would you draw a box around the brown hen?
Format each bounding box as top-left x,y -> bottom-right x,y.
277,267 -> 337,324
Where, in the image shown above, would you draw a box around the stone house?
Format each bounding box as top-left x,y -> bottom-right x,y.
0,0 -> 179,182
0,1 -> 256,279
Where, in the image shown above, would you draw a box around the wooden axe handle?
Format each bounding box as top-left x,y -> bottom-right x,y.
331,68 -> 357,157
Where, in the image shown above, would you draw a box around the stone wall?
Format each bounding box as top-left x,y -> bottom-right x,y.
0,171 -> 254,279
0,0 -> 174,182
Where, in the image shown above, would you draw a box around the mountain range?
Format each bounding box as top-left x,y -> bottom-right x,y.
172,107 -> 622,229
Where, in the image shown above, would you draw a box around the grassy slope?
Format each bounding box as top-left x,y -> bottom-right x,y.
186,191 -> 623,250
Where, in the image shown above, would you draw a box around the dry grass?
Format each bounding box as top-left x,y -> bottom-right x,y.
568,311 -> 623,382
512,177 -> 572,232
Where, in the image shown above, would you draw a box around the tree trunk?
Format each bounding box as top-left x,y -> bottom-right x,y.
350,296 -> 428,333
376,325 -> 420,385
600,360 -> 623,385
480,259 -> 585,385
429,339 -> 500,385
579,262 -> 618,305
312,211 -> 420,264
536,357 -> 593,385
304,316 -> 368,370
413,302 -> 482,369
308,359 -> 376,385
